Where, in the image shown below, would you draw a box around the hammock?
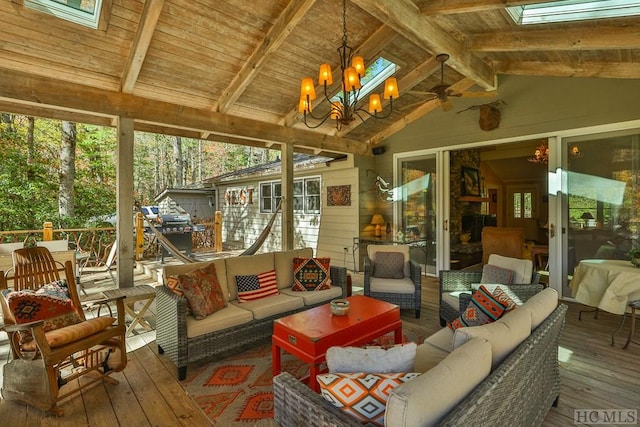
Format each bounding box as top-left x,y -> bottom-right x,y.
136,201 -> 281,263
239,200 -> 281,256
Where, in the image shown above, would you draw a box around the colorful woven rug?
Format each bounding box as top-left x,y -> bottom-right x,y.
181,326 -> 427,425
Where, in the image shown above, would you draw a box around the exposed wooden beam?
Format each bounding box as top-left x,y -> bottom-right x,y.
0,69 -> 372,156
419,0 -> 544,15
353,0 -> 496,90
0,100 -> 113,126
493,61 -> 640,79
470,26 -> 640,52
368,78 -> 476,146
120,0 -> 164,93
218,0 -> 317,113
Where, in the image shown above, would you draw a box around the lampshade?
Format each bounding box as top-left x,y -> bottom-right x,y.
383,77 -> 399,99
343,67 -> 361,91
368,94 -> 382,114
330,101 -> 341,119
581,212 -> 594,220
351,56 -> 365,76
318,64 -> 333,85
298,97 -> 312,113
300,77 -> 316,100
371,214 -> 385,225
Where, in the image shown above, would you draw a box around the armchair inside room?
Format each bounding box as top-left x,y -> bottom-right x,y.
364,244 -> 422,318
481,226 -> 526,264
0,246 -> 127,415
438,254 -> 542,327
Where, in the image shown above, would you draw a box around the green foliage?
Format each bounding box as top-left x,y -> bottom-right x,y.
0,113 -> 280,231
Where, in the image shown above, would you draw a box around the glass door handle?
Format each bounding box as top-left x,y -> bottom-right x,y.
549,224 -> 555,238
443,219 -> 448,231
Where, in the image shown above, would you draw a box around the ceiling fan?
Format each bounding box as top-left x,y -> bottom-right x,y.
401,54 -> 496,113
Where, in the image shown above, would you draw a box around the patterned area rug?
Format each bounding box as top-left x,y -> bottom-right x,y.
181,325 -> 427,426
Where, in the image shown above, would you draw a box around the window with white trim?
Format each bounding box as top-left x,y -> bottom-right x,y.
24,0 -> 103,29
513,191 -> 534,219
260,177 -> 320,214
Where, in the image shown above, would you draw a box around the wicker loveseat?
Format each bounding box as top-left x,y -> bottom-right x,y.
156,248 -> 346,380
274,288 -> 567,426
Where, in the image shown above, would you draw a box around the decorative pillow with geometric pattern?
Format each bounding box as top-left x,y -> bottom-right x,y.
448,285 -> 509,330
491,285 -> 521,313
2,279 -> 83,344
316,372 -> 420,426
291,257 -> 331,291
372,252 -> 405,279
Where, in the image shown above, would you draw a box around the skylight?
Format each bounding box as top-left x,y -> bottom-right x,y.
25,0 -> 103,29
507,0 -> 640,25
331,57 -> 398,104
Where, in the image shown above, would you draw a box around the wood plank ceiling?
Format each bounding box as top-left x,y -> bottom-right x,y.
1,0 -> 639,157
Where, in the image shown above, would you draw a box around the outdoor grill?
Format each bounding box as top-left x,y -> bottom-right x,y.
158,213 -> 193,263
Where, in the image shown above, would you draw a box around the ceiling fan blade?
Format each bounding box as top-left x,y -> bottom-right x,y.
457,90 -> 498,98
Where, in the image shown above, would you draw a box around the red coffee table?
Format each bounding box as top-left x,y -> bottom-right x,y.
272,295 -> 402,392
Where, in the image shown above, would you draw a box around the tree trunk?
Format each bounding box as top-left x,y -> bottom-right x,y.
173,136 -> 183,187
59,121 -> 76,217
26,116 -> 35,180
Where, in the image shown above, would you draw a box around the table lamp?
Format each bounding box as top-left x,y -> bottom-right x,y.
371,214 -> 385,237
581,212 -> 594,228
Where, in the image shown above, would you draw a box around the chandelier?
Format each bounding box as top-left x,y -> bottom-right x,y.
297,0 -> 399,130
528,143 -> 582,164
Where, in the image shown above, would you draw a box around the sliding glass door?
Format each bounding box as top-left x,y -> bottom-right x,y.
395,152 -> 438,275
561,130 -> 640,298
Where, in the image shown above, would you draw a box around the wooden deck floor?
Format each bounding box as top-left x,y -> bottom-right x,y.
0,263 -> 638,426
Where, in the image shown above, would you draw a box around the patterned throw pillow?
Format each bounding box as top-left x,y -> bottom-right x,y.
480,264 -> 514,284
3,279 -> 83,343
448,285 -> 509,330
291,257 -> 331,291
165,275 -> 184,297
178,263 -> 227,320
491,285 -> 521,313
373,252 -> 404,279
317,372 -> 420,426
236,269 -> 279,302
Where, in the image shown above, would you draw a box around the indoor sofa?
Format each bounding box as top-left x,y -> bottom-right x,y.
274,287 -> 567,426
156,248 -> 346,380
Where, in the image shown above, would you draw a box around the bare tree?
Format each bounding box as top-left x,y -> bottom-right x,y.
173,136 -> 183,187
59,121 -> 76,217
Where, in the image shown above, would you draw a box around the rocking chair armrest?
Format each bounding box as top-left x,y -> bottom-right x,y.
3,320 -> 45,333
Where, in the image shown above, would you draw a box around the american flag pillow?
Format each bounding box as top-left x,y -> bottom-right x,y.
236,270 -> 279,302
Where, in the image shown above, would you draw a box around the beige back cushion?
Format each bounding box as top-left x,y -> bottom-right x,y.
487,254 -> 533,284
367,244 -> 410,277
225,252 -> 275,301
521,287 -> 558,329
452,307 -> 532,369
274,248 -> 314,289
386,337 -> 492,427
163,259 -> 229,301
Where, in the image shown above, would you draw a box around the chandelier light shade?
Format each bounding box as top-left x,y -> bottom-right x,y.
297,0 -> 399,129
528,143 -> 582,165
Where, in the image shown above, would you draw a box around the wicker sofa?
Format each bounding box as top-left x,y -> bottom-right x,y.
156,248 -> 347,380
274,288 -> 567,426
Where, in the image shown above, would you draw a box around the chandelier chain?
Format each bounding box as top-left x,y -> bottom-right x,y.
342,0 -> 348,46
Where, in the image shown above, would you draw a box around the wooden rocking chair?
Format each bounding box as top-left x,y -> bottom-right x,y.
0,246 -> 127,415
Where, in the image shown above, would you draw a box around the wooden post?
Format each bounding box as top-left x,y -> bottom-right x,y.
135,212 -> 145,261
43,222 -> 53,241
214,211 -> 222,252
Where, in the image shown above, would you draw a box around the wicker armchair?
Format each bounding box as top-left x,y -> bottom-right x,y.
364,244 -> 422,318
439,269 -> 542,326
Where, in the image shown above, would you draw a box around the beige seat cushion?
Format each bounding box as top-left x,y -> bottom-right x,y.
230,293 -> 303,320
424,327 -> 454,353
369,276 -> 415,294
367,244 -> 410,277
521,287 -> 558,329
186,303 -> 253,338
441,291 -> 470,311
280,286 -> 342,305
452,307 -> 532,369
487,254 -> 533,284
225,252 -> 275,301
386,337 -> 492,427
414,342 -> 450,373
274,248 -> 314,289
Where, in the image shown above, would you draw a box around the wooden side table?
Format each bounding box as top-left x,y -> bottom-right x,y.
103,284 -> 156,336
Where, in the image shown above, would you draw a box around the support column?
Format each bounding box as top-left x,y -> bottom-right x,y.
281,144 -> 294,251
116,116 -> 135,288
